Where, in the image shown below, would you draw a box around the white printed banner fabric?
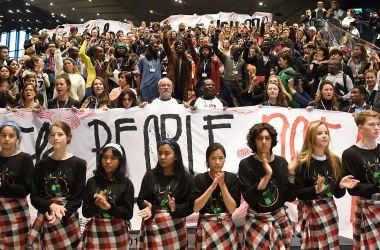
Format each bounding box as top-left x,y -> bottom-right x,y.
0,106 -> 359,238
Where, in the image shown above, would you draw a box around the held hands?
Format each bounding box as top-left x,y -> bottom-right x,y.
137,200 -> 152,221
315,175 -> 325,194
262,154 -> 273,177
168,193 -> 176,212
46,203 -> 67,224
94,191 -> 111,210
210,171 -> 225,191
339,175 -> 360,189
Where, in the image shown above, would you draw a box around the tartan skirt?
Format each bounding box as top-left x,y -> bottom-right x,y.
80,217 -> 129,249
27,211 -> 81,250
353,193 -> 380,250
195,213 -> 240,250
295,198 -> 340,250
243,207 -> 291,250
137,209 -> 187,250
0,197 -> 30,250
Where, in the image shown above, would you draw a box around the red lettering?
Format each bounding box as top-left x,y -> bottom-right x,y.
262,113 -> 289,157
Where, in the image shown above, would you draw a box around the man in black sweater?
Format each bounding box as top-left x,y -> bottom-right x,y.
342,110 -> 380,249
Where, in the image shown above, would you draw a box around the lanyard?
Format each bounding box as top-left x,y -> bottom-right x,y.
57,98 -> 69,109
203,60 -> 209,73
320,100 -> 332,111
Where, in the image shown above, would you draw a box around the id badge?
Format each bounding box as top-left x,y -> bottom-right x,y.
162,71 -> 167,75
202,73 -> 207,78
149,68 -> 156,73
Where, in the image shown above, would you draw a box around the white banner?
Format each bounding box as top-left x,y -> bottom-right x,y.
46,19 -> 133,37
163,12 -> 273,29
0,106 -> 359,239
45,12 -> 273,37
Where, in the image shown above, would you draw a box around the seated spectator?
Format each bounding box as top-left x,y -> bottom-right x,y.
342,85 -> 377,113
48,74 -> 81,109
308,79 -> 340,111
117,88 -> 138,109
187,79 -> 227,110
82,77 -> 113,109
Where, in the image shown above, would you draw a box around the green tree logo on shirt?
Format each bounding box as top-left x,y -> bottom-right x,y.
0,167 -> 15,184
259,179 -> 279,207
364,158 -> 380,185
154,184 -> 172,208
45,171 -> 69,197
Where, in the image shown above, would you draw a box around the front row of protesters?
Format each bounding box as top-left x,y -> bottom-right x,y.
0,110 -> 379,249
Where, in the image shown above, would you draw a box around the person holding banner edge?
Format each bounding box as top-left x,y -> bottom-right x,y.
342,110 -> 380,249
0,121 -> 34,249
295,121 -> 359,249
137,139 -> 193,249
28,121 -> 87,249
238,122 -> 298,249
81,143 -> 134,249
190,142 -> 240,249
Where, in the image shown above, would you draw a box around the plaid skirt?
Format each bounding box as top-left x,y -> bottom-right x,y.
295,198 -> 339,250
243,207 -> 291,250
0,197 -> 30,250
137,209 -> 187,250
353,193 -> 380,250
195,213 -> 240,250
27,198 -> 81,250
80,217 -> 129,249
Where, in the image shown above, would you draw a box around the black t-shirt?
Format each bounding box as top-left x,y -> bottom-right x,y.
0,152 -> 34,198
190,171 -> 240,214
238,154 -> 297,213
82,176 -> 134,220
343,144 -> 380,199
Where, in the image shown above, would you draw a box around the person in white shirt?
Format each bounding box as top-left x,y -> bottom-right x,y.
187,79 -> 227,110
140,77 -> 181,107
318,59 -> 353,105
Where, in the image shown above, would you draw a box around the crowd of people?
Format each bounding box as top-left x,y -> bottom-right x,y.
1,0 -> 380,249
0,1 -> 379,113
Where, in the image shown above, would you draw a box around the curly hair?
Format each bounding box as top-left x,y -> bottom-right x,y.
246,123 -> 278,153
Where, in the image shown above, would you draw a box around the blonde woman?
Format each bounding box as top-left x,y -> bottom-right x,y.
295,121 -> 359,249
262,75 -> 291,107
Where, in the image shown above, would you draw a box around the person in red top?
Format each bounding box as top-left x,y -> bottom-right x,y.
188,36 -> 221,98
